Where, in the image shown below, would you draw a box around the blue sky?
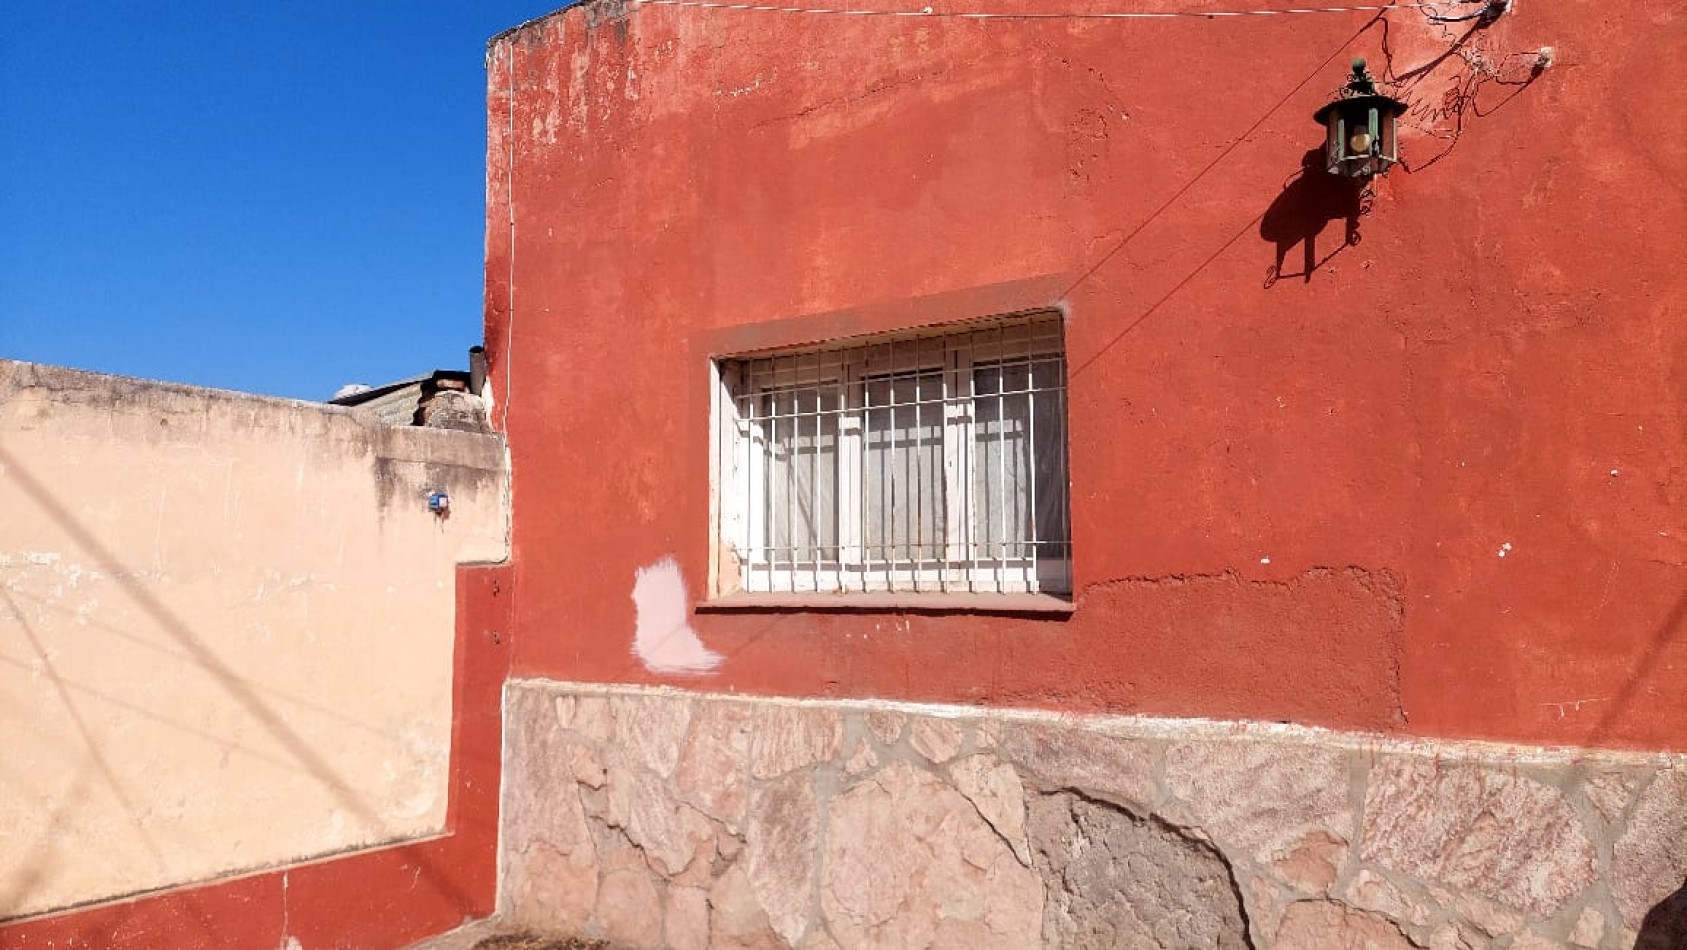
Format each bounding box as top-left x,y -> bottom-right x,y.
0,2 -> 568,401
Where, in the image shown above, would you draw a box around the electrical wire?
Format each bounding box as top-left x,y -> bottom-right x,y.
630,0 -> 1443,21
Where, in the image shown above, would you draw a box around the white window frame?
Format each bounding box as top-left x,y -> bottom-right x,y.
711,313 -> 1071,598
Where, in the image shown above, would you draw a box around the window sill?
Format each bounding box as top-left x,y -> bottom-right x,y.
697,591 -> 1075,615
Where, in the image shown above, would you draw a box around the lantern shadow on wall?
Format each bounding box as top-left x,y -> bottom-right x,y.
1259,149 -> 1371,288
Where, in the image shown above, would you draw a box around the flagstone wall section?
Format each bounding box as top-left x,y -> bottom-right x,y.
501,681 -> 1687,950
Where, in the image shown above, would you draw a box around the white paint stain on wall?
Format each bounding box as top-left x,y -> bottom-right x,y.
632,557 -> 721,675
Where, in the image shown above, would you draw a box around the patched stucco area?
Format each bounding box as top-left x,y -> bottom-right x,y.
0,360 -> 508,919
498,682 -> 1687,949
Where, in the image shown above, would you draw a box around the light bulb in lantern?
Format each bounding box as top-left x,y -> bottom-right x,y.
1349,129 -> 1374,153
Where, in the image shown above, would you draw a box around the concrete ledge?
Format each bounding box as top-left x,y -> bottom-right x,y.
0,358 -> 505,466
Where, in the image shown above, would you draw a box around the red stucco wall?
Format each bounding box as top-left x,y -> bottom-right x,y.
484,0 -> 1687,749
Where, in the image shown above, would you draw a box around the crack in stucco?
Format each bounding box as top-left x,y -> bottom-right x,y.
1077,565 -> 1400,597
748,66 -> 952,133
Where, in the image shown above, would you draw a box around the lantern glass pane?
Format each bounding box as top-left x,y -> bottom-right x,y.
1342,107 -> 1369,176
1380,108 -> 1398,162
1327,115 -> 1344,174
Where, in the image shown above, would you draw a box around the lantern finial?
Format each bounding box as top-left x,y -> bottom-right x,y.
1346,59 -> 1380,96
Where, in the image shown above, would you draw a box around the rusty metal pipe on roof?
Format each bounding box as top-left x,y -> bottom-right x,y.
469,346 -> 487,397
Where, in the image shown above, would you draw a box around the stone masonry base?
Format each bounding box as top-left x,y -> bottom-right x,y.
498,681 -> 1687,949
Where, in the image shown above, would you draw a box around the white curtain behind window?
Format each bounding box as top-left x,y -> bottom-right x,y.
973,355 -> 1067,565
864,369 -> 945,566
762,386 -> 839,571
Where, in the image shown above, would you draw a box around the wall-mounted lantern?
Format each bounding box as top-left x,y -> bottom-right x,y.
1314,59 -> 1407,178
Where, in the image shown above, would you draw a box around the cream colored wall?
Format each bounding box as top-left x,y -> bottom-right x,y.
0,361 -> 508,920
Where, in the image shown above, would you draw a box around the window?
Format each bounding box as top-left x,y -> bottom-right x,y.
712,312 -> 1071,597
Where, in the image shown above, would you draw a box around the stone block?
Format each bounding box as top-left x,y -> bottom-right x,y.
1568,906 -> 1605,947
1582,769 -> 1640,831
1508,933 -> 1572,950
798,929 -> 843,950
617,766 -> 716,877
1337,868 -> 1439,929
717,824 -> 744,861
1424,922 -> 1487,950
1613,768 -> 1687,929
864,711 -> 906,745
675,701 -> 754,828
909,717 -> 966,763
558,735 -> 608,789
996,721 -> 1157,812
1029,791 -> 1248,949
1161,738 -> 1353,866
745,771 -> 819,944
665,885 -> 711,950
1271,829 -> 1347,892
750,704 -> 842,779
502,839 -> 597,934
823,761 -> 1041,948
503,693 -> 599,903
610,692 -> 692,778
842,738 -> 879,776
559,693 -> 616,742
1274,900 -> 1418,950
948,754 -> 1032,865
595,832 -> 665,947
1242,872 -> 1293,944
710,862 -> 784,950
1361,757 -> 1598,915
1451,890 -> 1524,938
